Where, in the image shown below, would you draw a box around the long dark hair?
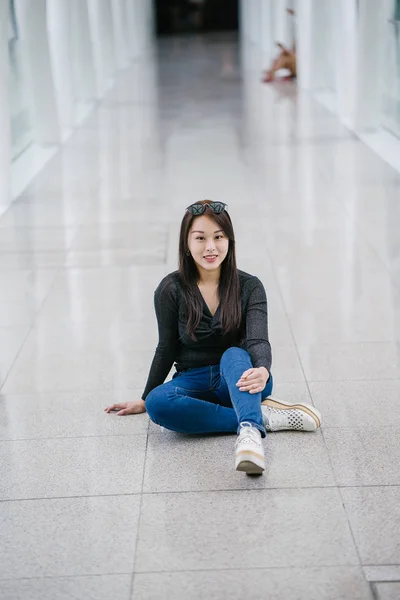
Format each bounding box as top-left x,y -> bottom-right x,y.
178,200 -> 241,339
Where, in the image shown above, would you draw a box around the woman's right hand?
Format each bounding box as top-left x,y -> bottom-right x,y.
104,399 -> 146,416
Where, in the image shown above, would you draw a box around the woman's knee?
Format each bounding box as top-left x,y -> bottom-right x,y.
221,346 -> 250,365
145,386 -> 172,424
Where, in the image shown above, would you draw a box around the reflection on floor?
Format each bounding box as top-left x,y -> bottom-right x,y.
1,33 -> 400,600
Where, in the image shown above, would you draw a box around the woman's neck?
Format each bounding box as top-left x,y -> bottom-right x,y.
197,266 -> 221,286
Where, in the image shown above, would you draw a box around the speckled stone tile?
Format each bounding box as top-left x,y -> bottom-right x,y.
143,430 -> 335,492
1,350 -> 153,394
0,575 -> 132,600
135,488 -> 358,571
297,343 -> 400,382
308,380 -> 400,428
132,567 -> 372,600
0,434 -> 146,499
269,345 -> 305,383
374,583 -> 400,600
364,565 -> 400,581
341,487 -> 400,565
323,427 -> 400,486
0,495 -> 140,578
0,270 -> 57,327
0,390 -> 148,440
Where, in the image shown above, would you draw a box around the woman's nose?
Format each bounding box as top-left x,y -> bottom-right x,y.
206,240 -> 215,251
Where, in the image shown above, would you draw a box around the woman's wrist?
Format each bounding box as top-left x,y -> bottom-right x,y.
258,366 -> 270,382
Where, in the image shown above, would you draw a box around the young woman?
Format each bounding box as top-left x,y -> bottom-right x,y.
105,200 -> 321,475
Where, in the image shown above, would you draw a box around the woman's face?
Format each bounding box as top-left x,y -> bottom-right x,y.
187,214 -> 229,274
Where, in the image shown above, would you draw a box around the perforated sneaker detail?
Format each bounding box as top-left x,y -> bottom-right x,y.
261,403 -> 320,432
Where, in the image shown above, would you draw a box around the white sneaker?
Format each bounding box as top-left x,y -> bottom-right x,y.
261,397 -> 322,432
235,422 -> 265,475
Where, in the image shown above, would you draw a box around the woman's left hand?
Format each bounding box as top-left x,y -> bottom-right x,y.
236,367 -> 270,394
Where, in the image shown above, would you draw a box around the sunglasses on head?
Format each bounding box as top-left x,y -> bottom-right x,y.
185,201 -> 227,216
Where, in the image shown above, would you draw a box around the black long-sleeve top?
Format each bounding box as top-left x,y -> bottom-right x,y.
142,270 -> 272,399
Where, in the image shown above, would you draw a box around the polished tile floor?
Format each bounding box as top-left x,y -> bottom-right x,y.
1,33 -> 400,600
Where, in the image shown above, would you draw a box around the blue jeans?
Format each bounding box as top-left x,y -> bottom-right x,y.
146,347 -> 273,438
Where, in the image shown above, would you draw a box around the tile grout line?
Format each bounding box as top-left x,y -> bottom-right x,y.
0,432 -> 150,443
370,582 -> 379,600
4,375 -> 400,398
2,483 -> 400,504
0,322 -> 42,395
5,421 -> 400,443
337,483 -> 371,584
128,422 -> 150,599
0,387 -> 152,397
370,579 -> 400,584
0,563 -> 375,583
0,572 -> 133,583
6,374 -> 400,397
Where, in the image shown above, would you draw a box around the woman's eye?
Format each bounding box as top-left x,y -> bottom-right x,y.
196,237 -> 204,241
216,235 -> 224,240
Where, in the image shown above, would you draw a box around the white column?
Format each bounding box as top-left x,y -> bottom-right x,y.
249,0 -> 261,45
352,0 -> 388,131
272,0 -> 290,47
71,0 -> 96,102
296,0 -> 330,90
102,0 -> 116,79
334,0 -> 358,125
0,0 -> 11,209
125,0 -> 153,59
88,0 -> 116,98
138,0 -> 153,53
15,0 -> 61,145
125,0 -> 137,59
111,0 -> 129,69
259,0 -> 273,65
47,0 -> 75,136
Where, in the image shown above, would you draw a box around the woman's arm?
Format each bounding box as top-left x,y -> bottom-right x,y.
141,278 -> 179,400
244,278 -> 272,372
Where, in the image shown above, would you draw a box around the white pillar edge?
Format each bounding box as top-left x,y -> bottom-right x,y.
351,0 -> 388,131
47,0 -> 75,137
0,0 -> 11,212
15,0 -> 61,145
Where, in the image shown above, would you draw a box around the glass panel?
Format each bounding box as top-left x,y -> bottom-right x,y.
382,1 -> 400,138
8,0 -> 33,159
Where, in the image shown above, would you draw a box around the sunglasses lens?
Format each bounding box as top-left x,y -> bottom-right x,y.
212,202 -> 225,213
190,205 -> 205,215
186,202 -> 226,215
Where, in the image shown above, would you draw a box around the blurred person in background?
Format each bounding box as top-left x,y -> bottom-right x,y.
169,0 -> 206,32
169,0 -> 189,32
262,8 -> 297,83
105,200 -> 321,475
189,0 -> 206,30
